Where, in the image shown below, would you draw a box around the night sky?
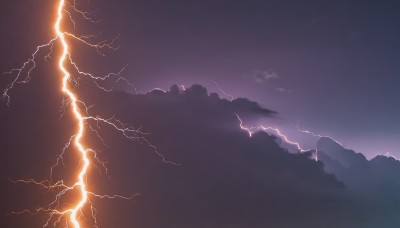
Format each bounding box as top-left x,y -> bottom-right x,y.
1,0 -> 400,158
1,0 -> 400,227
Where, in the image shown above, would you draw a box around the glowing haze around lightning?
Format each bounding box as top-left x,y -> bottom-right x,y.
2,0 -> 177,227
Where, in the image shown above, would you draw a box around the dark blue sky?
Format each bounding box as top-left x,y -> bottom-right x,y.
1,0 -> 399,158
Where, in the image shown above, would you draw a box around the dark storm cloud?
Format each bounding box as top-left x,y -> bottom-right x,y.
317,137 -> 400,227
88,0 -> 400,158
97,85 -> 346,227
318,137 -> 400,199
2,71 -> 400,227
0,73 -> 343,227
168,84 -> 276,118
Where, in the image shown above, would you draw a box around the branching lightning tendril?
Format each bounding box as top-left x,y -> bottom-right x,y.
235,114 -> 346,162
2,1 -> 175,227
235,113 -> 310,153
296,124 -> 345,161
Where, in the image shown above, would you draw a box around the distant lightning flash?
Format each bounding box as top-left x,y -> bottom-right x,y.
296,124 -> 344,147
206,79 -> 234,101
2,0 -> 174,227
235,113 -> 347,161
235,113 -> 311,153
296,124 -> 345,161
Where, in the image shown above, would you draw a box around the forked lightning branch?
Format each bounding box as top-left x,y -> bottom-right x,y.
2,1 -> 171,227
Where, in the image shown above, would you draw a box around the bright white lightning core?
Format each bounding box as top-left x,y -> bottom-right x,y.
2,1 -> 173,227
56,0 -> 89,226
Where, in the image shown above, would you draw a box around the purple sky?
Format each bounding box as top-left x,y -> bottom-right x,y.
1,0 -> 399,158
2,1 -> 400,227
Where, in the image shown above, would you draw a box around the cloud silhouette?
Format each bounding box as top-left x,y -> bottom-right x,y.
317,137 -> 400,227
77,84 -> 349,227
1,77 -> 400,227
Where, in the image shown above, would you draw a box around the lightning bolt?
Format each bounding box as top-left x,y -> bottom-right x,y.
3,1 -> 176,227
206,79 -> 234,101
296,124 -> 344,147
56,1 -> 89,226
235,113 -> 347,162
296,124 -> 345,161
235,113 -> 312,153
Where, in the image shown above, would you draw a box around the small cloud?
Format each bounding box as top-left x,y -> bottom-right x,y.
252,69 -> 279,83
275,87 -> 292,93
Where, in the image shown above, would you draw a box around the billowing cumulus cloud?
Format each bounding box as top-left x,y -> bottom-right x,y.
1,77 -> 400,227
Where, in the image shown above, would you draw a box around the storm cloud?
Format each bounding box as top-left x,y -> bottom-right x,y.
1,77 -> 400,227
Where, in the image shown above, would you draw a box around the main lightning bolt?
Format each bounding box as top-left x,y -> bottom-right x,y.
3,1 -> 176,227
56,0 -> 88,226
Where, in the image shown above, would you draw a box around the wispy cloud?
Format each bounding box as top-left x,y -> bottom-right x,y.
252,69 -> 279,83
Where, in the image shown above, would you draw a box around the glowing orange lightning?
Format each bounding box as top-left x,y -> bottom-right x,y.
55,0 -> 88,227
3,0 -> 177,227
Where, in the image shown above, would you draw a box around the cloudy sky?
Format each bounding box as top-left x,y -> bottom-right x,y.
1,0 -> 400,158
1,1 -> 400,227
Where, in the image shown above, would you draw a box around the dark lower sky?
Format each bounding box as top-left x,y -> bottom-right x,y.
1,0 -> 399,158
